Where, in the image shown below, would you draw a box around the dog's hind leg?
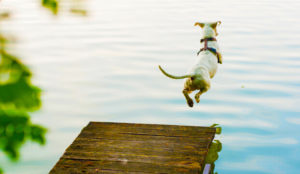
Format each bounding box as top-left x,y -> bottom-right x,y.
183,89 -> 194,107
195,90 -> 202,103
195,87 -> 209,103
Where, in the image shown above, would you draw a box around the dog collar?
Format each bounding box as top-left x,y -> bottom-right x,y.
200,37 -> 217,43
197,37 -> 221,64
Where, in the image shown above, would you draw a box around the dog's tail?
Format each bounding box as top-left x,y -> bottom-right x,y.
158,65 -> 192,79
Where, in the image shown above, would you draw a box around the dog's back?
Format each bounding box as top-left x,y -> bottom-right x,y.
193,51 -> 218,78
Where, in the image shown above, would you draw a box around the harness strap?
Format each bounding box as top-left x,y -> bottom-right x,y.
200,37 -> 217,43
197,37 -> 221,64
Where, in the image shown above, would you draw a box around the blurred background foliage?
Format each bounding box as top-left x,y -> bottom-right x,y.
42,0 -> 87,16
0,0 -> 87,173
42,0 -> 59,14
0,11 -> 46,173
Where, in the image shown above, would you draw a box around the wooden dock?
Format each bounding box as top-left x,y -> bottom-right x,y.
50,122 -> 216,174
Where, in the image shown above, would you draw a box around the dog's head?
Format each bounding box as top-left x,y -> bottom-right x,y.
194,21 -> 221,38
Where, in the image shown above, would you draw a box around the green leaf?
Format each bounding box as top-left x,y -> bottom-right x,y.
42,0 -> 59,15
204,140 -> 223,164
215,127 -> 222,134
213,140 -> 222,152
0,52 -> 31,84
210,123 -> 222,135
210,124 -> 219,128
0,52 -> 41,111
0,77 -> 41,111
30,125 -> 47,145
0,110 -> 47,161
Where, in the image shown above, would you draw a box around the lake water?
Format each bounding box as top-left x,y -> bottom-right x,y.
1,0 -> 300,173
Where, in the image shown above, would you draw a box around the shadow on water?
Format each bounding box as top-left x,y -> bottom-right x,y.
0,13 -> 46,173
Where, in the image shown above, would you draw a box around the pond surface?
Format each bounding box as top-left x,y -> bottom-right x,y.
1,0 -> 300,173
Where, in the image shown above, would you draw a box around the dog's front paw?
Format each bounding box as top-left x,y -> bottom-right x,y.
187,99 -> 194,107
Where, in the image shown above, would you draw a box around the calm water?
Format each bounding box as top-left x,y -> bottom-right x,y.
1,0 -> 300,173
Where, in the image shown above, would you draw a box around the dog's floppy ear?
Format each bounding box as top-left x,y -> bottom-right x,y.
194,22 -> 205,28
210,21 -> 221,28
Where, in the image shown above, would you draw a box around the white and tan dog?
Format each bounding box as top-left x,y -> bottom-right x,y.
159,21 -> 222,107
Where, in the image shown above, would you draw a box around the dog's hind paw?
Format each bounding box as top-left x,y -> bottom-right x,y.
195,97 -> 200,103
187,99 -> 194,107
195,92 -> 201,103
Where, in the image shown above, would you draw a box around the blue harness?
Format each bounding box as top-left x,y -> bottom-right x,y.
197,37 -> 221,64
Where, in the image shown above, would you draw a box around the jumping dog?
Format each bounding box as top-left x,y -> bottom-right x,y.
159,21 -> 222,107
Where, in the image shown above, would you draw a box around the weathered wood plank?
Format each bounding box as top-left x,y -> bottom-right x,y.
78,132 -> 214,144
89,122 -> 213,131
75,137 -> 211,147
71,137 -> 212,151
84,122 -> 215,137
50,122 -> 216,174
62,151 -> 206,165
51,158 -> 201,173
